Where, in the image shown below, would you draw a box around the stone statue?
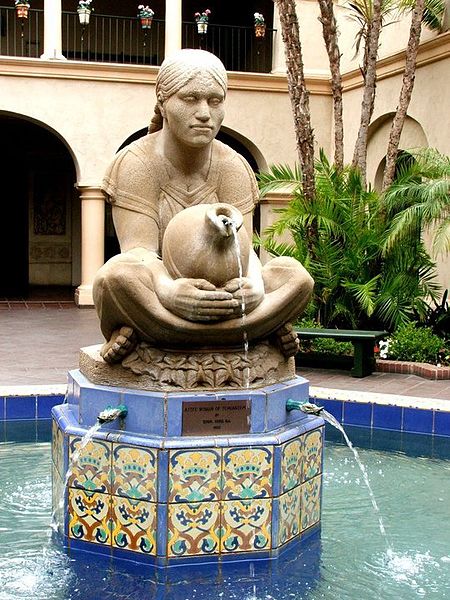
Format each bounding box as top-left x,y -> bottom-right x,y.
93,49 -> 313,373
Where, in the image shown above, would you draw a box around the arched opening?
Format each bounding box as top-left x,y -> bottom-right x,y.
0,115 -> 79,298
105,126 -> 264,261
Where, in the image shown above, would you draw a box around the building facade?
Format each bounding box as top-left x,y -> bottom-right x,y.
0,0 -> 449,303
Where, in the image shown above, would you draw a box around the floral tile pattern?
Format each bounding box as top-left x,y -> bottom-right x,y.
167,501 -> 221,557
300,475 -> 322,532
52,419 -> 65,477
303,429 -> 323,482
68,489 -> 111,545
112,444 -> 157,501
111,496 -> 156,555
169,449 -> 221,503
221,499 -> 272,553
222,447 -> 273,500
277,487 -> 301,547
68,436 -> 112,494
281,437 -> 302,493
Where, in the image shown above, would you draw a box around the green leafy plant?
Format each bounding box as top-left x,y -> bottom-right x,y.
256,150 -> 440,331
387,322 -> 447,364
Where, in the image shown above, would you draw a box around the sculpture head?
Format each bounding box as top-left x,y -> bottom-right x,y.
149,49 -> 228,140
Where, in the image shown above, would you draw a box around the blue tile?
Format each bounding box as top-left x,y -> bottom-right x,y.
112,546 -> 156,566
157,451 -> 169,503
343,402 -> 372,427
122,390 -> 165,436
434,411 -> 450,437
266,380 -> 309,431
403,408 -> 433,434
272,444 -> 282,497
37,395 -> 64,419
69,537 -> 113,557
320,399 -> 343,423
5,395 -> 36,420
373,405 -> 402,431
156,503 -> 168,557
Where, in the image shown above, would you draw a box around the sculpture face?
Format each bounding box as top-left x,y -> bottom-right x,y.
160,73 -> 225,148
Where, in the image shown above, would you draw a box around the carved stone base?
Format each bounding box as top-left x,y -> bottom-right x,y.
79,341 -> 296,391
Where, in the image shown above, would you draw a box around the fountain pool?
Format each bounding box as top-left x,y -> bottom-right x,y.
1,421 -> 449,600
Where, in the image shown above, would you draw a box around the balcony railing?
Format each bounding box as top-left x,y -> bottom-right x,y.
0,6 -> 43,58
0,8 -> 275,74
183,22 -> 275,74
62,11 -> 164,65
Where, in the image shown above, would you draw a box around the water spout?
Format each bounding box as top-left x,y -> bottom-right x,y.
286,398 -> 324,416
97,404 -> 128,424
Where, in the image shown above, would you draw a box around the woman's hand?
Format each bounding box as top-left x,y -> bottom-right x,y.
158,277 -> 240,322
224,277 -> 264,315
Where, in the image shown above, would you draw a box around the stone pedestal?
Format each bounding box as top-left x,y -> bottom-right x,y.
52,369 -> 323,567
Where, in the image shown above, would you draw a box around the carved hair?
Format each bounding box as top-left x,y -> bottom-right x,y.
149,49 -> 227,134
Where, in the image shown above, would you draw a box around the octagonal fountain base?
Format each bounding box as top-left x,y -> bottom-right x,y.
52,369 -> 324,567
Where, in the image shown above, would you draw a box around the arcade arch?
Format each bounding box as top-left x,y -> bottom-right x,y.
0,114 -> 80,296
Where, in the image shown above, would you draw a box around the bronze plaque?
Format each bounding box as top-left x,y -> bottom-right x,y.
182,399 -> 251,436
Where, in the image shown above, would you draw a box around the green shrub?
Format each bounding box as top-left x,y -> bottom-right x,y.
387,323 -> 446,364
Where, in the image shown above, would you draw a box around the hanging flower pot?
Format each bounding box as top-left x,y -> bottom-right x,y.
254,24 -> 266,38
194,9 -> 210,35
77,7 -> 91,25
254,13 -> 265,38
140,16 -> 152,29
15,2 -> 30,19
77,1 -> 93,25
138,5 -> 154,29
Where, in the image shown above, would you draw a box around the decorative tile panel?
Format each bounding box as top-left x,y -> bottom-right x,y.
300,475 -> 322,532
169,449 -> 221,503
68,436 -> 112,493
167,502 -> 221,557
221,499 -> 272,553
222,447 -> 273,500
68,489 -> 111,545
277,487 -> 301,547
112,444 -> 157,501
302,429 -> 323,482
52,419 -> 65,477
281,437 -> 302,493
111,496 -> 156,555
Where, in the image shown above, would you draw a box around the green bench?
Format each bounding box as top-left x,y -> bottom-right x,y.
294,328 -> 388,378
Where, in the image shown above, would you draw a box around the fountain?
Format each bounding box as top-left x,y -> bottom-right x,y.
51,49 -> 322,567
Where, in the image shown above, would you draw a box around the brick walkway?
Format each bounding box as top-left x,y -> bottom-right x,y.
2,307 -> 450,402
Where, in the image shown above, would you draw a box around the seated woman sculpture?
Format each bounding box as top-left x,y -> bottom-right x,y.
93,49 -> 313,364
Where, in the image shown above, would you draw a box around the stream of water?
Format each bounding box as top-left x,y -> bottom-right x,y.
50,422 -> 102,532
321,409 -> 391,550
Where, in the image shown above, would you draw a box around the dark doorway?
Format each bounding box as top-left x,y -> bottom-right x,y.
0,115 -> 78,298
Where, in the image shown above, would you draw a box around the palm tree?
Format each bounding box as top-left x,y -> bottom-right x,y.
383,148 -> 450,256
274,0 -> 316,202
257,151 -> 440,330
318,0 -> 344,169
382,0 -> 445,190
351,0 -> 395,185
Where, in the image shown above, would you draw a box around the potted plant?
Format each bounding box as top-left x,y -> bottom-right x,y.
77,0 -> 93,25
254,12 -> 266,38
15,0 -> 30,19
137,5 -> 154,29
194,9 -> 210,34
